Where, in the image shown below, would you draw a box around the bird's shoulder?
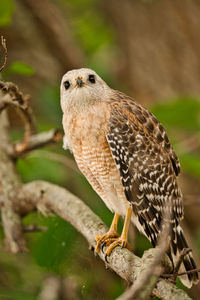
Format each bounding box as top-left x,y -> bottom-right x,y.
107,90 -> 180,176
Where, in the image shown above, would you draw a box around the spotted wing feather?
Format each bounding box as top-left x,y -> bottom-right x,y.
109,91 -> 180,176
107,98 -> 198,287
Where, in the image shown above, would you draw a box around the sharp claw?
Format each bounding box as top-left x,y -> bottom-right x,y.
105,254 -> 109,263
121,241 -> 125,248
101,241 -> 107,253
94,250 -> 98,257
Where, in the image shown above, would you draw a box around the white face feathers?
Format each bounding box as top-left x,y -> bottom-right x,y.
60,68 -> 109,112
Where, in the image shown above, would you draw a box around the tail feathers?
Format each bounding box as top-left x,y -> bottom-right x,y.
170,225 -> 199,288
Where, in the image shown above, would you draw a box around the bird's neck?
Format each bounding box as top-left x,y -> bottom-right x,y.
68,96 -> 97,114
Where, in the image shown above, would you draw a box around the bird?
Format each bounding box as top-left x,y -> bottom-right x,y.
60,67 -> 199,288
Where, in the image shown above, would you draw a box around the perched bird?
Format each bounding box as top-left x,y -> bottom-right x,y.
60,68 -> 199,287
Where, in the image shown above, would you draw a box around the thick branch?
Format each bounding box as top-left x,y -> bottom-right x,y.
14,180 -> 191,300
0,111 -> 27,252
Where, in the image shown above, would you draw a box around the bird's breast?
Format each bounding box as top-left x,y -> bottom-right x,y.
62,103 -> 129,216
62,102 -> 118,181
62,103 -> 110,151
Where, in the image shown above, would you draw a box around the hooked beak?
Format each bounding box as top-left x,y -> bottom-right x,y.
76,76 -> 83,87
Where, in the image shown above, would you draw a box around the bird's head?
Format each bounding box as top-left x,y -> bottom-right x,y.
60,68 -> 109,112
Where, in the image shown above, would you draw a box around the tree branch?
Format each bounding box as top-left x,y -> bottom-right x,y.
14,180 -> 191,300
0,36 -> 7,72
0,111 -> 27,253
12,129 -> 63,157
116,207 -> 173,300
0,81 -> 36,146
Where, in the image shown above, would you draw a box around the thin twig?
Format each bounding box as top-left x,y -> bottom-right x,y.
163,268 -> 200,278
0,36 -> 7,72
174,248 -> 191,274
12,129 -> 63,156
0,81 -> 36,148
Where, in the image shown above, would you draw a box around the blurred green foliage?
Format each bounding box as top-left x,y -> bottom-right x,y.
28,216 -> 77,273
17,156 -> 67,185
179,153 -> 200,178
152,98 -> 200,178
0,0 -> 14,27
65,0 -> 113,54
6,61 -> 35,76
152,98 -> 200,132
62,0 -> 116,82
0,0 -> 200,299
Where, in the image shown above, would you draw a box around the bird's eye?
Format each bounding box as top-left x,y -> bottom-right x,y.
88,74 -> 95,83
64,80 -> 70,90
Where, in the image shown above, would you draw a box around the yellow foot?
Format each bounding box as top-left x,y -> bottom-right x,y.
95,232 -> 132,263
94,208 -> 132,262
95,231 -> 120,254
104,237 -> 132,263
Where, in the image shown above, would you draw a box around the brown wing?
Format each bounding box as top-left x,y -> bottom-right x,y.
106,97 -> 183,247
109,90 -> 180,176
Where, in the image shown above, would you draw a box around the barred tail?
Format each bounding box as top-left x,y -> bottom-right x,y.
170,224 -> 199,288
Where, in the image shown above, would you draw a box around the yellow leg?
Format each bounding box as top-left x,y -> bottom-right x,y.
95,212 -> 120,253
121,207 -> 132,241
95,207 -> 133,261
105,207 -> 132,258
109,212 -> 120,233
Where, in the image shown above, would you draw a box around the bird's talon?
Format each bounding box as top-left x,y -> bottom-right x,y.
121,241 -> 125,248
101,241 -> 107,253
105,254 -> 109,263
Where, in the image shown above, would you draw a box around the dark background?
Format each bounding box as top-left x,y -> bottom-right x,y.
0,0 -> 200,299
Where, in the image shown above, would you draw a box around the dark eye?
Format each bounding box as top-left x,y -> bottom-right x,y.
88,74 -> 95,83
64,80 -> 70,90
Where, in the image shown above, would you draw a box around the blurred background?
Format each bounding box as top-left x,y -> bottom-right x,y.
0,0 -> 200,299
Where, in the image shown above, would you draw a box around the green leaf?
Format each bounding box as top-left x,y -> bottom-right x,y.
8,61 -> 35,76
0,0 -> 14,27
151,98 -> 200,132
179,153 -> 200,178
33,216 -> 77,271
